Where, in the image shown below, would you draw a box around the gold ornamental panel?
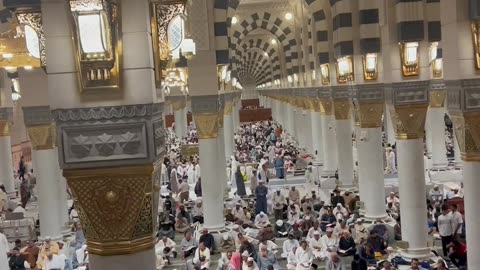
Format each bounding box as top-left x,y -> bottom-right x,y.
429,91 -> 446,108
27,124 -> 56,150
333,100 -> 352,120
193,113 -> 219,139
388,104 -> 428,140
450,112 -> 480,162
0,121 -> 10,137
171,101 -> 186,111
319,99 -> 334,115
224,101 -> 234,115
64,163 -> 161,256
356,102 -> 384,128
217,111 -> 224,129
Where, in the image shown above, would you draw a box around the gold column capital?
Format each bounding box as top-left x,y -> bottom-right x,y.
389,104 -> 428,140
217,111 -> 224,129
333,100 -> 352,120
171,101 -> 186,111
224,101 -> 234,115
450,112 -> 480,162
429,90 -> 446,108
0,120 -> 11,137
28,124 -> 56,150
319,98 -> 334,115
193,113 -> 219,139
355,102 -> 385,128
64,163 -> 161,256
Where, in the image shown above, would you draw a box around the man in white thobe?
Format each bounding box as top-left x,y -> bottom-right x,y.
232,203 -> 247,222
195,162 -> 201,183
0,231 -> 9,270
333,203 -> 348,220
319,228 -> 339,260
282,234 -> 300,258
254,212 -> 270,229
295,241 -> 313,270
287,204 -> 301,225
388,149 -> 397,174
43,252 -> 66,270
286,247 -> 298,270
309,231 -> 323,259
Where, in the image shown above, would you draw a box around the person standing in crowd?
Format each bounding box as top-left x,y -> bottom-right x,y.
437,205 -> 454,256
255,180 -> 268,214
18,156 -> 26,181
272,190 -> 285,221
235,167 -> 247,197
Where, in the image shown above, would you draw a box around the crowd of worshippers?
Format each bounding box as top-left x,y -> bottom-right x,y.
233,121 -> 302,168
1,215 -> 88,270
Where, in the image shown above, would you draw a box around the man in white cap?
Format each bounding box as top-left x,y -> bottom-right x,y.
232,203 -> 247,222
319,227 -> 339,260
333,203 -> 348,220
354,219 -> 368,245
244,256 -> 259,270
275,220 -> 289,238
309,231 -> 323,259
272,189 -> 286,221
386,192 -> 400,205
254,211 -> 270,229
191,198 -> 204,224
287,203 -> 301,225
288,186 -> 300,205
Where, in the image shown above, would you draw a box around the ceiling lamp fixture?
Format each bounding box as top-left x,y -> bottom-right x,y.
362,53 -> 378,80
399,41 -> 419,77
285,12 -> 293,21
232,16 -> 238,25
68,0 -> 122,92
336,56 -> 354,83
271,39 -> 277,45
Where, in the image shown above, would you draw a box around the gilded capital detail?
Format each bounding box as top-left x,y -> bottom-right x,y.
355,102 -> 384,128
193,113 -> 219,139
0,121 -> 10,137
429,91 -> 446,108
450,113 -> 480,162
28,124 -> 56,150
64,164 -> 161,256
319,99 -> 334,115
389,104 -> 428,140
333,100 -> 352,120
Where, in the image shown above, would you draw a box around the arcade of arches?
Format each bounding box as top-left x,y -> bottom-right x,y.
0,0 -> 478,269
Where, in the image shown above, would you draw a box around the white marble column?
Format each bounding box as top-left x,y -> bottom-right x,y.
32,148 -> 63,240
90,249 -> 156,270
384,107 -> 396,146
174,107 -> 185,139
335,119 -> 354,186
224,113 -> 234,160
321,114 -> 338,177
453,131 -> 462,168
429,107 -> 448,170
425,110 -> 433,159
287,104 -> 296,138
357,127 -> 387,219
217,123 -> 228,196
295,109 -> 305,147
303,111 -> 312,153
463,162 -> 480,269
397,138 -> 430,258
0,116 -> 15,195
200,136 -> 225,230
182,106 -> 189,138
311,111 -> 324,164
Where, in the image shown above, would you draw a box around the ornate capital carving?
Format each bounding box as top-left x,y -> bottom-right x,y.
430,91 -> 446,108
171,101 -> 186,111
333,100 -> 352,120
0,120 -> 10,137
64,164 -> 161,256
28,124 -> 56,150
224,101 -> 234,115
319,98 -> 334,115
355,102 -> 384,128
52,104 -> 165,170
193,113 -> 219,139
450,112 -> 480,161
388,104 -> 428,140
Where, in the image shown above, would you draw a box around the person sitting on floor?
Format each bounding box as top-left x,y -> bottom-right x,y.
338,231 -> 356,257
282,233 -> 300,258
181,231 -> 198,258
191,199 -> 204,224
254,211 -> 270,229
274,220 -> 289,238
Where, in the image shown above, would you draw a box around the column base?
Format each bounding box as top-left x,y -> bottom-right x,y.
362,217 -> 397,243
38,234 -> 63,241
454,162 -> 463,170
430,164 -> 449,171
399,248 -> 433,261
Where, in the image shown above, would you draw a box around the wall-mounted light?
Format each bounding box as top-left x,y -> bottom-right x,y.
429,42 -> 442,78
287,75 -> 293,85
472,22 -> 480,70
293,73 -> 298,82
320,64 -> 330,85
362,53 -> 378,80
232,16 -> 238,25
399,42 -> 419,77
68,0 -> 122,92
285,12 -> 293,21
336,56 -> 354,83
311,69 -> 316,82
271,39 -> 277,45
